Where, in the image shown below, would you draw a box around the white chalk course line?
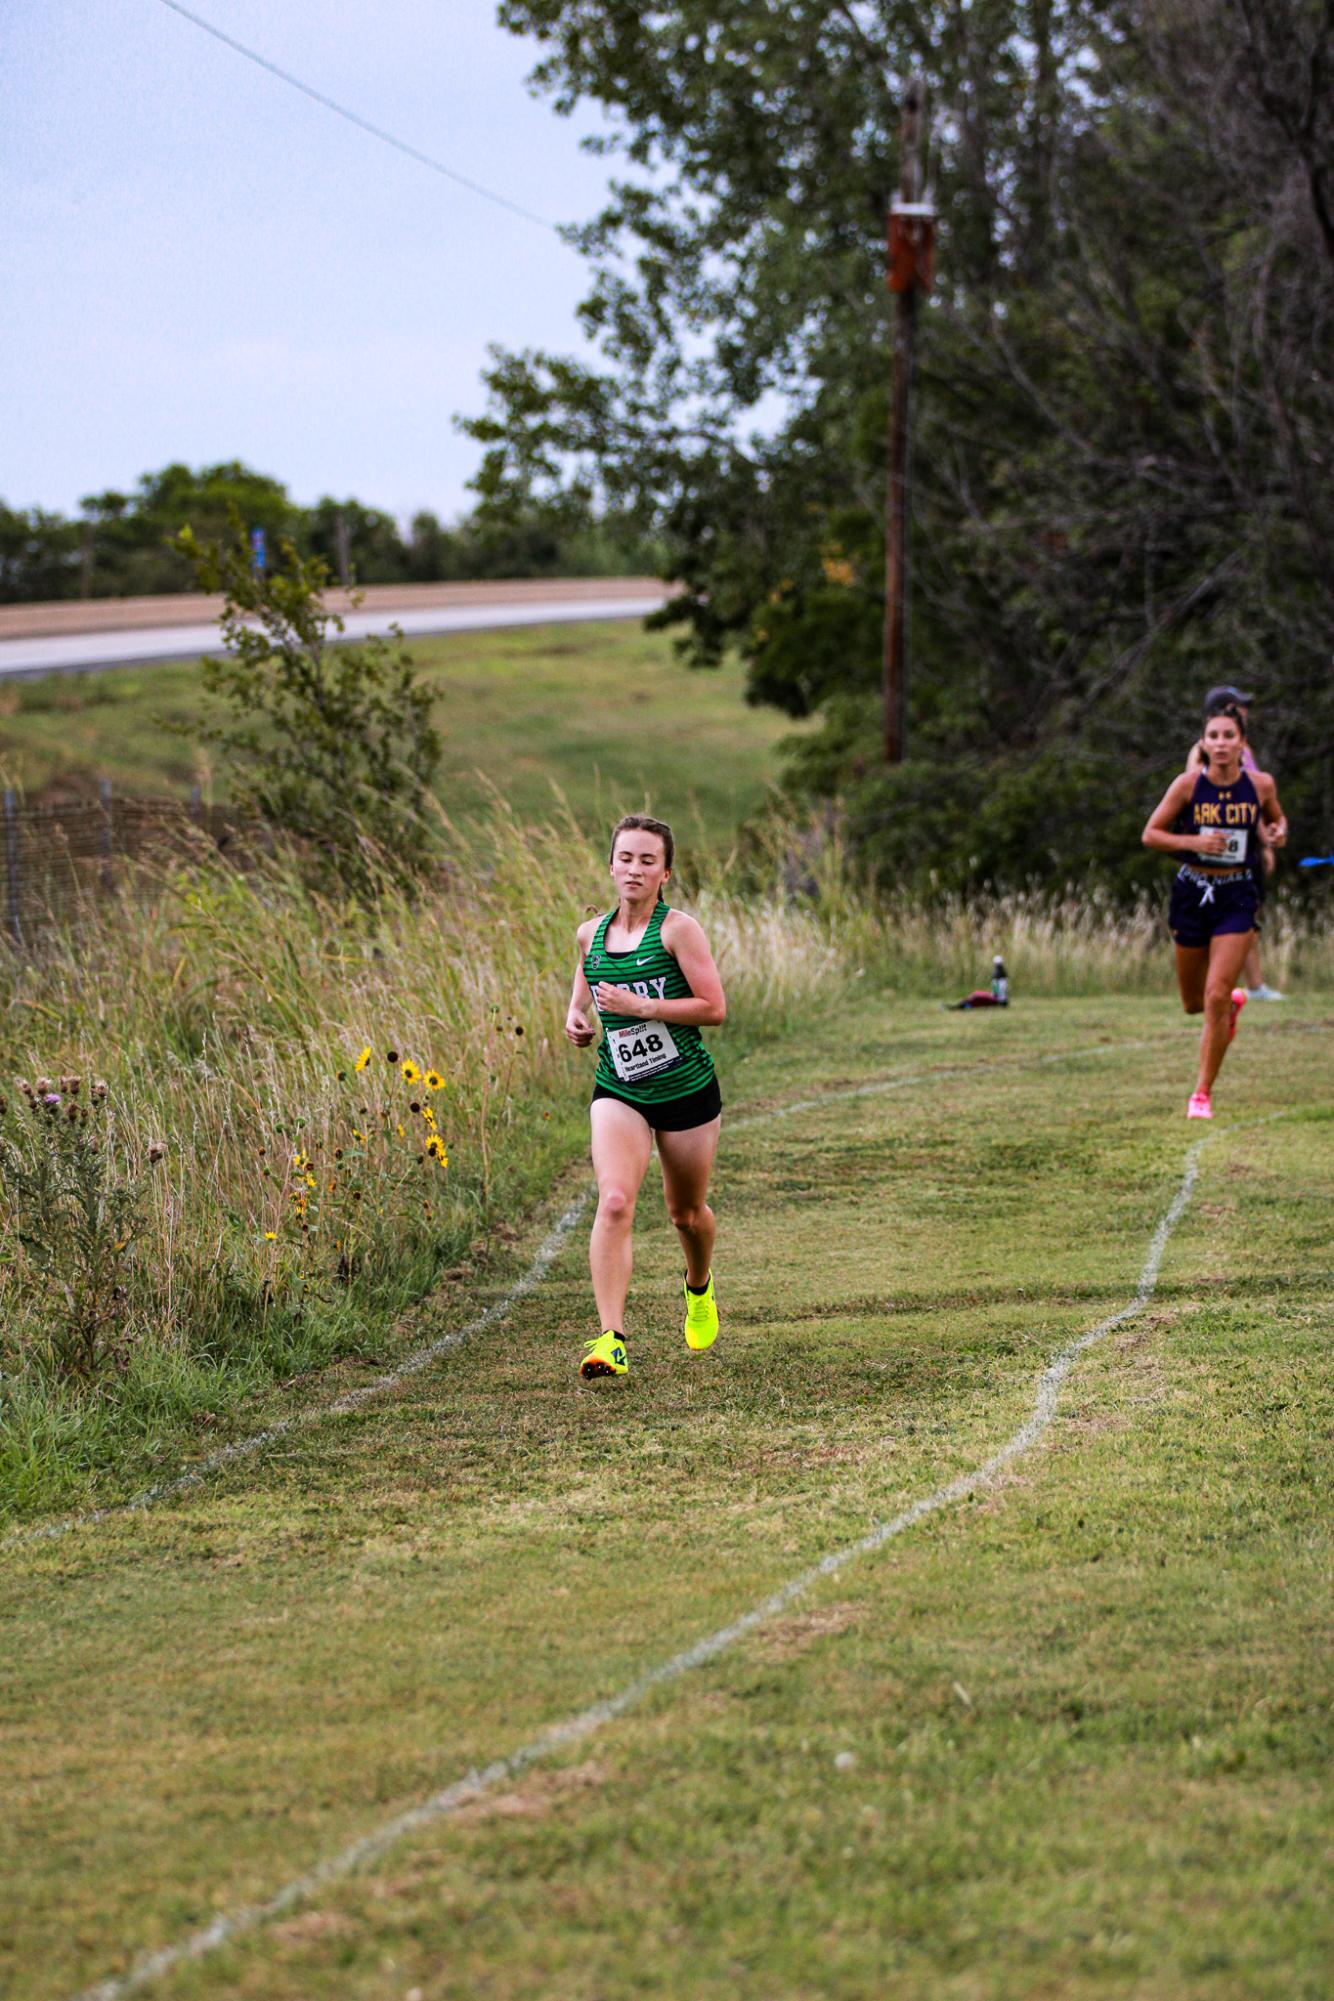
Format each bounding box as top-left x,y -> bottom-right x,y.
13,1036 -> 1137,1549
72,1130 -> 1212,2001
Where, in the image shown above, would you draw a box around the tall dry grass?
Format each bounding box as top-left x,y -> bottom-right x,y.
0,808 -> 574,1510
726,823 -> 1334,998
0,804 -> 840,1513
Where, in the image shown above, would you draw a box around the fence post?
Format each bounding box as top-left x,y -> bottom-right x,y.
4,790 -> 21,948
99,777 -> 114,892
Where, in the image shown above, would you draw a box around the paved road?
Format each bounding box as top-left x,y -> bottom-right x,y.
0,592 -> 671,679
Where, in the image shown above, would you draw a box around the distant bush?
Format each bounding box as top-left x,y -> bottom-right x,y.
769,728 -> 1326,908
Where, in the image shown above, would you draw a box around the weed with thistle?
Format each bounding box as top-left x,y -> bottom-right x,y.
0,1076 -> 162,1381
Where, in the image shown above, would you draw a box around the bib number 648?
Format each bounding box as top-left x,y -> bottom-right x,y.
608,1020 -> 680,1082
616,1030 -> 665,1063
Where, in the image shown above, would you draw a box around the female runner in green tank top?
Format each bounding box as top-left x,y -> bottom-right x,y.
564,814 -> 727,1379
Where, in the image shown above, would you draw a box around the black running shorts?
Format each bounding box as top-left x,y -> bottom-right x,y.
1168,867 -> 1260,949
591,1077 -> 722,1131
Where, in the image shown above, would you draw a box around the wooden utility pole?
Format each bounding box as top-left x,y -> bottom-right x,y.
883,78 -> 935,764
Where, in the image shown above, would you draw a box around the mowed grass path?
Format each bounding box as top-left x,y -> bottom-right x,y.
3,998 -> 1330,2000
0,622 -> 803,839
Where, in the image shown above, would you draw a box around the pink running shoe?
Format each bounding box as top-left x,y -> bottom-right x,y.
1187,1091 -> 1213,1120
1228,988 -> 1247,1043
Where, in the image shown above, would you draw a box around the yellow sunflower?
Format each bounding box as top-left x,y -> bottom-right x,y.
425,1070 -> 445,1092
354,1046 -> 372,1073
401,1061 -> 421,1085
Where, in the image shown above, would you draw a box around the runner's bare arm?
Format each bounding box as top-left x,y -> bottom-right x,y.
565,919 -> 598,1046
1255,772 -> 1287,846
594,912 -> 727,1027
1143,774 -> 1227,856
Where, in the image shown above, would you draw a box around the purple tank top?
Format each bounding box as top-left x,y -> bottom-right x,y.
1175,767 -> 1263,874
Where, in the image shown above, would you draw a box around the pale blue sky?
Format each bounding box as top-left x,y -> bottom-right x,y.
0,0 -> 618,522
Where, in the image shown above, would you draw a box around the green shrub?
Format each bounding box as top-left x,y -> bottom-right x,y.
177,516 -> 441,897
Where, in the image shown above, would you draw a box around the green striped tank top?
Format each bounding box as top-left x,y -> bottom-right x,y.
585,901 -> 717,1105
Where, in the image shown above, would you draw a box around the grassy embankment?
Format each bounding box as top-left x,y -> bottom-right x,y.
0,619 -> 802,838
3,993 -> 1331,2000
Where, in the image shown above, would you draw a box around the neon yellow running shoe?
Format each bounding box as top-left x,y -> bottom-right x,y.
683,1271 -> 719,1352
579,1330 -> 628,1380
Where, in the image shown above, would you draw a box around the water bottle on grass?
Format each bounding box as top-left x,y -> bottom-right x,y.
991,956 -> 1009,1005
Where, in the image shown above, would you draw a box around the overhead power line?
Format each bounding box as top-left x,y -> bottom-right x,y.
153,0 -> 561,234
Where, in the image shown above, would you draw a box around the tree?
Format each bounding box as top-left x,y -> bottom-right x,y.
0,505 -> 82,603
83,461 -> 300,595
465,0 -> 1334,885
0,462 -> 660,602
306,497 -> 413,585
406,510 -> 465,581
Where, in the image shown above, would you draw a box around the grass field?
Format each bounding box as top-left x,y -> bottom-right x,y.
4,993 -> 1330,2001
0,621 -> 802,842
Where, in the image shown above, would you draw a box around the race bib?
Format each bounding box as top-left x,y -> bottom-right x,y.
1211,827 -> 1249,864
606,1019 -> 681,1085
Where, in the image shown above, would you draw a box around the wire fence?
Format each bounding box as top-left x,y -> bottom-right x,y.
1,785 -> 256,948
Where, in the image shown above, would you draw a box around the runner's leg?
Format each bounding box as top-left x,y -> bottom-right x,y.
1196,930 -> 1253,1095
656,1116 -> 722,1288
1247,848 -> 1275,990
590,1097 -> 654,1332
1174,944 -> 1209,1015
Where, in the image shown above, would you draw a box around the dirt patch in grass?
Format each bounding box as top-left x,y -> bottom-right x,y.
449,1759 -> 609,1828
272,1908 -> 359,1948
752,1603 -> 859,1661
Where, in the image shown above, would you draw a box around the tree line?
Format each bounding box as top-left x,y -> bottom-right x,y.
0,460 -> 658,604
466,0 -> 1332,895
